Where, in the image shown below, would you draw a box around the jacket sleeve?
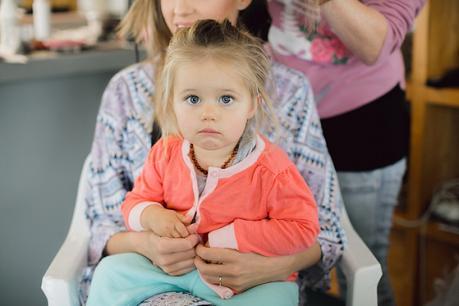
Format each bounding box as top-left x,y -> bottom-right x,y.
208,165 -> 320,256
121,140 -> 166,231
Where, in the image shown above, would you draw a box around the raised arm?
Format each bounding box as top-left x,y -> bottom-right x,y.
320,0 -> 426,64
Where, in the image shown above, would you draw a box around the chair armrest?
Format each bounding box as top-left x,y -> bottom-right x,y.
41,232 -> 89,306
42,156 -> 91,306
339,211 -> 382,306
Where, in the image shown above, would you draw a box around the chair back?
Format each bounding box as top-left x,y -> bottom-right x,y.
68,156 -> 91,238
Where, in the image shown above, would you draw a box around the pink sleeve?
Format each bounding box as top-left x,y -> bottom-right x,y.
209,165 -> 320,256
121,139 -> 166,230
367,0 -> 426,63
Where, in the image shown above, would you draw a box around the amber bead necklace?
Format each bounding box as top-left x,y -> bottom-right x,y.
189,142 -> 239,175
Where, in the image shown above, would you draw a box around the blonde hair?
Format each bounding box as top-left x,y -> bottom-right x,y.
155,19 -> 277,139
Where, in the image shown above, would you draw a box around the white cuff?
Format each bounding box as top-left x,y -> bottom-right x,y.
208,223 -> 238,250
128,202 -> 161,231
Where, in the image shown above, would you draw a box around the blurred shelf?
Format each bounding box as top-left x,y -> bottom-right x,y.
423,221 -> 459,245
0,42 -> 145,84
426,87 -> 459,108
406,82 -> 459,108
20,11 -> 86,29
393,212 -> 459,246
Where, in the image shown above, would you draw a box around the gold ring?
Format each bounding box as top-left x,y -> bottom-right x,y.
218,275 -> 222,287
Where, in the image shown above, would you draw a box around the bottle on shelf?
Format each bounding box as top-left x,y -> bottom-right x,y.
0,0 -> 21,53
33,0 -> 51,40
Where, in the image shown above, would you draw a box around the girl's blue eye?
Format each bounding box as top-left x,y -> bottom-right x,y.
186,95 -> 200,105
219,95 -> 234,105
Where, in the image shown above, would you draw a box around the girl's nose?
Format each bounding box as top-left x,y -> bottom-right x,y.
200,104 -> 218,121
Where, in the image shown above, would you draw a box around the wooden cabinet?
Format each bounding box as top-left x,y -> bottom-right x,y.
389,1 -> 459,305
407,0 -> 459,219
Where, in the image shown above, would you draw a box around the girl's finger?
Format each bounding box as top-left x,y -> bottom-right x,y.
186,223 -> 198,234
175,222 -> 189,237
171,230 -> 181,238
176,212 -> 192,225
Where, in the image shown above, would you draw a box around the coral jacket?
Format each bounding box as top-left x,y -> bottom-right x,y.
121,135 -> 319,257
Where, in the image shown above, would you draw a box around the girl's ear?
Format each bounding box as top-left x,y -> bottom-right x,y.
237,0 -> 252,11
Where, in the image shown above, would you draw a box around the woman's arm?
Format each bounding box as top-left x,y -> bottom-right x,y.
269,63 -> 346,288
85,75 -> 136,266
195,242 -> 321,292
320,0 -> 387,65
320,0 -> 426,65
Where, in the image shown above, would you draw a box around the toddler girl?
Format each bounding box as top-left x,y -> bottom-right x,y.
87,19 -> 319,306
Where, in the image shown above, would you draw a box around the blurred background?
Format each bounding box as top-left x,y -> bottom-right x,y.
0,1 -> 458,305
0,0 -> 142,305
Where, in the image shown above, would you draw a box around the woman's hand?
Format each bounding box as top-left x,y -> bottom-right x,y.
194,242 -> 321,292
194,245 -> 292,293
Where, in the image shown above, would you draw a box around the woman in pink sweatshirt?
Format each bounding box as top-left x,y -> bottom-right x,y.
268,1 -> 426,305
87,19 -> 319,306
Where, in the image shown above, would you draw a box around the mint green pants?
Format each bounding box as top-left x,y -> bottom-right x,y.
86,253 -> 298,306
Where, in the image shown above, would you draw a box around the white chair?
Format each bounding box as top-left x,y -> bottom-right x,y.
41,156 -> 382,306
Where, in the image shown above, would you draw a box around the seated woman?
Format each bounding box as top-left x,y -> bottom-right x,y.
80,0 -> 345,305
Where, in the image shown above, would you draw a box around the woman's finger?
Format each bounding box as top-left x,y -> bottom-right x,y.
161,258 -> 195,276
195,256 -> 241,289
194,255 -> 233,278
168,266 -> 195,276
195,244 -> 236,264
154,247 -> 196,267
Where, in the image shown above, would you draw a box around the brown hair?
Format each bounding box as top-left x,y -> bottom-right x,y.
155,19 -> 277,138
117,0 -> 171,65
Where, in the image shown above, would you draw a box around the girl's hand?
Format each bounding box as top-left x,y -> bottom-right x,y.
142,205 -> 191,238
134,231 -> 200,276
194,245 -> 292,293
